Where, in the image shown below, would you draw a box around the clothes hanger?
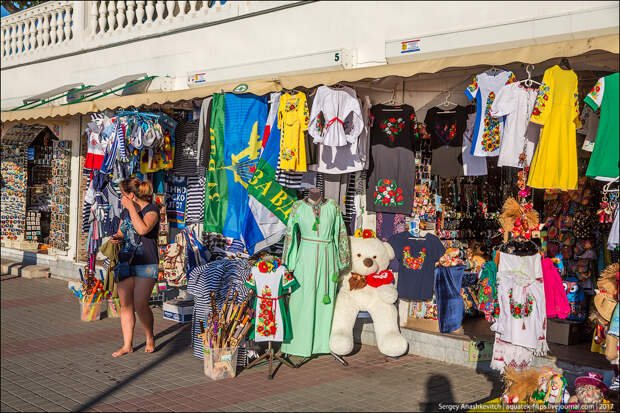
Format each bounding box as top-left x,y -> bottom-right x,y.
518,64 -> 542,88
381,90 -> 404,110
559,57 -> 571,70
437,91 -> 458,114
603,178 -> 619,193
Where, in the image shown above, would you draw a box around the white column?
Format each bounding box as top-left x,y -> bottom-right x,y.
126,1 -> 136,27
28,17 -> 37,51
16,23 -> 23,53
166,1 -> 175,19
89,1 -> 99,35
56,10 -> 65,43
98,1 -> 107,33
145,1 -> 155,23
10,24 -> 17,55
155,1 -> 165,22
136,1 -> 146,24
117,1 -> 127,29
107,1 -> 117,31
42,14 -> 50,46
64,6 -> 72,40
178,0 -> 187,16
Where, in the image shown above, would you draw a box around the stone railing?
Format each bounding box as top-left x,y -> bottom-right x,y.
1,1 -> 302,68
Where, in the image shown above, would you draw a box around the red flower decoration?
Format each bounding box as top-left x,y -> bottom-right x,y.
362,230 -> 373,238
382,198 -> 389,204
389,117 -> 397,122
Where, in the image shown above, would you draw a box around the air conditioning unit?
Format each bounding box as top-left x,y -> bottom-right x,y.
385,5 -> 618,64
187,49 -> 357,88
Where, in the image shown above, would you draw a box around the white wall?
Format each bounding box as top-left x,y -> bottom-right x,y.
1,1 -> 615,108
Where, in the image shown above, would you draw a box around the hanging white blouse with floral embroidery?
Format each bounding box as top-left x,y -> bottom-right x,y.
308,85 -> 365,147
491,252 -> 549,356
465,70 -> 517,157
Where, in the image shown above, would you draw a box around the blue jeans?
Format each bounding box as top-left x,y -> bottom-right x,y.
130,264 -> 159,279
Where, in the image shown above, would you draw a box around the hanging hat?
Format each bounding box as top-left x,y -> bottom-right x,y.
574,372 -> 609,393
594,293 -> 617,322
600,263 -> 619,280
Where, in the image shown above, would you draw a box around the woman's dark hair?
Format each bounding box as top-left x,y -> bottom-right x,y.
119,177 -> 153,202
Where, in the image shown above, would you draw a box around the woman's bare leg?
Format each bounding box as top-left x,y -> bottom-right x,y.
113,277 -> 135,357
134,277 -> 157,353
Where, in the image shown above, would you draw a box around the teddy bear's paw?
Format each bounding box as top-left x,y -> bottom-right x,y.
329,332 -> 354,355
378,332 -> 408,357
376,285 -> 398,304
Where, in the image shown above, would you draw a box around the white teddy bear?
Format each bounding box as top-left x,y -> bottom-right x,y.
330,236 -> 408,357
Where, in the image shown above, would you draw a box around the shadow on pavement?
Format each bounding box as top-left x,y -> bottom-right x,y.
75,323 -> 191,412
421,374 -> 455,412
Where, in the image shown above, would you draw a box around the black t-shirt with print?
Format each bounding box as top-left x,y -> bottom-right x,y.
366,104 -> 418,215
425,105 -> 467,149
119,203 -> 160,266
388,232 -> 446,300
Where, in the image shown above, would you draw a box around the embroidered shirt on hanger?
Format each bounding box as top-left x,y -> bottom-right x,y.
308,85 -> 364,147
465,70 -> 517,157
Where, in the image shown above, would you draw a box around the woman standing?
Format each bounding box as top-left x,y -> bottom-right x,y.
111,177 -> 160,357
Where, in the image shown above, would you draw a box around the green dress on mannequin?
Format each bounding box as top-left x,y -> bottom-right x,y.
280,198 -> 350,357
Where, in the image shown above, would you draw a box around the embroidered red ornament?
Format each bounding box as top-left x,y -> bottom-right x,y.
365,270 -> 394,288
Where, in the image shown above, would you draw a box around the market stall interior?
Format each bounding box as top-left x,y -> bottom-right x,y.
43,48 -> 619,387
1,124 -> 72,254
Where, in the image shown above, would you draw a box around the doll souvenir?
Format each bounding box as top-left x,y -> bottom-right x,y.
502,366 -> 542,405
567,372 -> 612,412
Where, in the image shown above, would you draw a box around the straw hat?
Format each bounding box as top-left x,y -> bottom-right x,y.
593,293 -> 617,322
597,263 -> 618,297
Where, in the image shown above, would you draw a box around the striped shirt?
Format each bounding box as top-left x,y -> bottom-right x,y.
187,258 -> 251,365
185,176 -> 206,224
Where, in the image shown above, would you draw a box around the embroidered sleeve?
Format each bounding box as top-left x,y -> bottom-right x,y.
308,87 -> 326,143
572,84 -> 582,129
281,200 -> 301,271
490,84 -> 517,118
277,95 -> 286,133
300,94 -> 310,132
505,72 -> 517,85
332,200 -> 351,271
465,75 -> 479,101
281,266 -> 299,291
530,69 -> 553,126
244,268 -> 257,290
584,77 -> 604,111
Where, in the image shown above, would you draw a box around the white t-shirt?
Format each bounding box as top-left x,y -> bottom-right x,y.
491,83 -> 538,168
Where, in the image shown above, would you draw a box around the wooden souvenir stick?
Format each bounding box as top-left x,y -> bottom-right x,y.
219,282 -> 234,321
226,291 -> 238,322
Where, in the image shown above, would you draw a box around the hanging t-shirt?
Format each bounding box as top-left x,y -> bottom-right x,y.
584,72 -> 619,181
172,120 -> 205,176
462,113 -> 488,176
465,70 -> 517,157
388,232 -> 445,300
425,105 -> 467,177
490,82 -> 538,168
366,104 -> 418,215
166,175 -> 187,229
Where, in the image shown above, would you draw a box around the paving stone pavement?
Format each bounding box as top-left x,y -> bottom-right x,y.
1,276 -> 503,412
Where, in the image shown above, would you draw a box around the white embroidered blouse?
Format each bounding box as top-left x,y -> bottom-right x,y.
491,252 -> 549,356
308,86 -> 364,147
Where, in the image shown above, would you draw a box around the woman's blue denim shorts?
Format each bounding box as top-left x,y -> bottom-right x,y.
130,264 -> 159,279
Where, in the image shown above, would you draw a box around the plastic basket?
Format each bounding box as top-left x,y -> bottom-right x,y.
107,298 -> 121,318
203,347 -> 238,380
80,299 -> 104,321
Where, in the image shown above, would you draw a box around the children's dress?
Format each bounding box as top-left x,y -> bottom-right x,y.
245,258 -> 298,342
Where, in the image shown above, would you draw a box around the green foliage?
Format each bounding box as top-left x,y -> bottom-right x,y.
2,1 -> 49,14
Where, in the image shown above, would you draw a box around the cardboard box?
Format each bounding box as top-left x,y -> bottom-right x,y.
546,318 -> 587,345
162,299 -> 193,323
